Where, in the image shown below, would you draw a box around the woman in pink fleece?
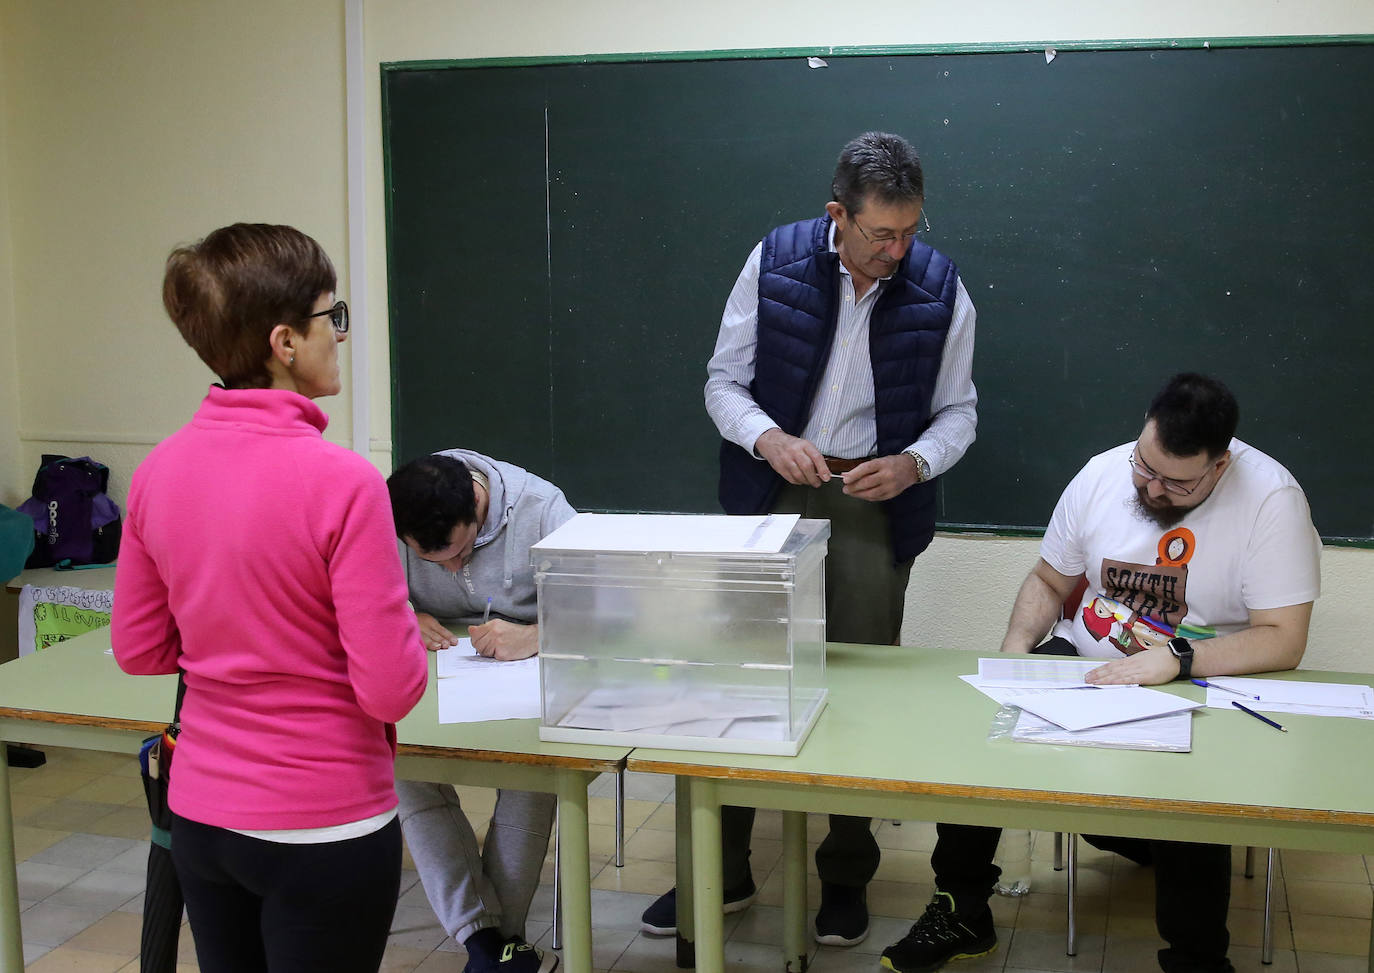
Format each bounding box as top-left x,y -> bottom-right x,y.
112,223 -> 428,973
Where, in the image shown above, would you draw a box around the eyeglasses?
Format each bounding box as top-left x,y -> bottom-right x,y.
304,300 -> 349,334
848,212 -> 928,246
1127,449 -> 1211,496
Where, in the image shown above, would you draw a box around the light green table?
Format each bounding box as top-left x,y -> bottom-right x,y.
628,643 -> 1374,973
0,627 -> 628,973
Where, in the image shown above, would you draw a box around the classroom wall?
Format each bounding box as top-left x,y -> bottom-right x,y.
0,0 -> 353,508
0,0 -> 1369,667
0,20 -> 20,509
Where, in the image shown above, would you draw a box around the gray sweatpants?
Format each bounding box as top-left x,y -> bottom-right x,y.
396,779 -> 556,943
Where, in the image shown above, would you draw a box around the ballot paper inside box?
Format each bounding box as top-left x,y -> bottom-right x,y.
531,514 -> 829,755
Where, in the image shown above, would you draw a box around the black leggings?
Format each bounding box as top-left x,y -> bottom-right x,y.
171,814 -> 402,973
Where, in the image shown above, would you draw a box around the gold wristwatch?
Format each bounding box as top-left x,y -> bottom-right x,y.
903,448 -> 930,483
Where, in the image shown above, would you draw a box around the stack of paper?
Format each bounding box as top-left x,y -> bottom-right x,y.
963,658 -> 1202,753
1010,709 -> 1194,752
1203,677 -> 1374,720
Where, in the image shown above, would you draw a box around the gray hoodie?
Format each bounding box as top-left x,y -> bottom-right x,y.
402,449 -> 575,627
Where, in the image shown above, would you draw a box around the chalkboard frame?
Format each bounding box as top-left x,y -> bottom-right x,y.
382,35 -> 1374,547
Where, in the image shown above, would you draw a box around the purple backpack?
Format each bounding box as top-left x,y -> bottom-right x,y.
19,455 -> 122,568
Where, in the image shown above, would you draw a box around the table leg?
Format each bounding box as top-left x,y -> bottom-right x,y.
1,749 -> 23,973
674,776 -> 695,968
689,777 -> 724,973
782,810 -> 808,972
555,771 -> 593,973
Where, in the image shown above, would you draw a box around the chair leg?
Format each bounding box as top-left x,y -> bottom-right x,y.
551,808 -> 562,950
1245,845 -> 1256,879
1066,834 -> 1078,956
1262,847 -> 1277,965
1054,832 -> 1064,871
615,766 -> 625,868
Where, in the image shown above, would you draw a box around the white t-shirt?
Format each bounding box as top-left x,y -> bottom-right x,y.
1043,438 -> 1321,660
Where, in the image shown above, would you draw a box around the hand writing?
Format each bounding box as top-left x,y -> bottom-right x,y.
468,619 -> 540,661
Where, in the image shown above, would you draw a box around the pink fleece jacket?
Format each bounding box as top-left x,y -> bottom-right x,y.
112,387 -> 428,830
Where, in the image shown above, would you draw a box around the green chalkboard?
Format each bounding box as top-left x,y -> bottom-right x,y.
383,43 -> 1374,542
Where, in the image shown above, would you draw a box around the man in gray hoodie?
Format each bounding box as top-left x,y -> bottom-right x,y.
388,449 -> 576,973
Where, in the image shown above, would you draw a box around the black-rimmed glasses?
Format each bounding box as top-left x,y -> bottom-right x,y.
305,300 -> 349,334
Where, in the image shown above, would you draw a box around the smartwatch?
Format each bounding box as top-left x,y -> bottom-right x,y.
1167,636 -> 1194,680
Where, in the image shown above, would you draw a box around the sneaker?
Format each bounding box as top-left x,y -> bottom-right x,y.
463,935 -> 558,973
814,881 -> 869,946
639,877 -> 758,936
879,892 -> 996,973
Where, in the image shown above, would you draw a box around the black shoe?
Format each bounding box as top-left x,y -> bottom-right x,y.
463,935 -> 558,973
639,877 -> 758,936
880,892 -> 996,973
814,881 -> 869,946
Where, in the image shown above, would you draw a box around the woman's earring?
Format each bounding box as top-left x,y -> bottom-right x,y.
288,355 -> 295,367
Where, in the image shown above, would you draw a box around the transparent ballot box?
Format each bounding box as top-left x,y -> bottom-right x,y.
532,513 -> 829,756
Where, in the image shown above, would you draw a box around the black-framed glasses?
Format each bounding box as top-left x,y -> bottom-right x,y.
1126,449 -> 1211,496
848,212 -> 927,246
305,300 -> 349,334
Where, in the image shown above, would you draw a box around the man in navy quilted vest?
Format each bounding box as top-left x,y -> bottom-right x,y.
639,132 -> 979,948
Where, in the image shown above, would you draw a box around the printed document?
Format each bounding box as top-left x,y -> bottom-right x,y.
976,656 -> 1131,688
435,640 -> 541,724
1204,677 -> 1374,720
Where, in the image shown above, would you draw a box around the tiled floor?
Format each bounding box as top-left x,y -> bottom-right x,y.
8,746 -> 1372,972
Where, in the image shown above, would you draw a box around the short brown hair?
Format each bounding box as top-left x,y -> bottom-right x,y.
162,223 -> 336,388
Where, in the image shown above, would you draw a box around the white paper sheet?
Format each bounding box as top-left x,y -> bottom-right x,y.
434,644 -> 541,724
1009,686 -> 1202,732
557,686 -> 783,733
959,674 -> 1094,706
976,656 -> 1132,688
1204,677 -> 1374,720
435,639 -> 487,678
531,512 -> 801,554
1011,708 -> 1193,752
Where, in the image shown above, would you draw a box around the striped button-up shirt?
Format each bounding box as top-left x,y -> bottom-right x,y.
704,224 -> 977,476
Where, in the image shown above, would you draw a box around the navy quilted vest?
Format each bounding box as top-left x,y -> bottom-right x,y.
717,215 -> 958,563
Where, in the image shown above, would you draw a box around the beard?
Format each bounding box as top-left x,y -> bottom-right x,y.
1128,486 -> 1193,529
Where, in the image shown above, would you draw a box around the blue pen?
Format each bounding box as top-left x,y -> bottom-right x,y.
481,596 -> 493,625
1191,678 -> 1260,701
1232,700 -> 1287,732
